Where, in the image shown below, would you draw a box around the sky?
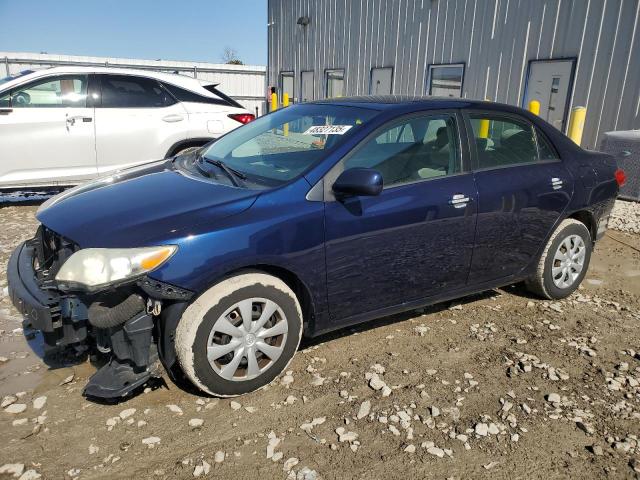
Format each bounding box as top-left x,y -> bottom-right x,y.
0,0 -> 268,66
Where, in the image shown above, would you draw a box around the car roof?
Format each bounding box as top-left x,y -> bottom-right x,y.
0,65 -> 217,97
311,95 -> 526,114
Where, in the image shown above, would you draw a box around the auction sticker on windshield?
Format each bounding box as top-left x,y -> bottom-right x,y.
303,125 -> 353,135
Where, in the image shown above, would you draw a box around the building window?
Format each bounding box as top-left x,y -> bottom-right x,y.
280,72 -> 295,103
325,69 -> 345,98
427,64 -> 465,98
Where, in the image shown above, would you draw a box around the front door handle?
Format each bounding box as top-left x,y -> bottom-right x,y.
0,108 -> 12,114
449,193 -> 471,208
550,177 -> 563,190
162,114 -> 184,123
66,115 -> 92,126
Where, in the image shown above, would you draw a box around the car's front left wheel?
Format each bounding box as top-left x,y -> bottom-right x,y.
175,272 -> 303,397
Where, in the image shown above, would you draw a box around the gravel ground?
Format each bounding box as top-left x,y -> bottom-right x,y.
0,204 -> 640,480
610,200 -> 640,234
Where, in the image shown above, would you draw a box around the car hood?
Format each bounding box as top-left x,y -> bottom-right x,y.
36,160 -> 259,248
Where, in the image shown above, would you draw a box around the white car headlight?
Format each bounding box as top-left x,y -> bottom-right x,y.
55,246 -> 177,289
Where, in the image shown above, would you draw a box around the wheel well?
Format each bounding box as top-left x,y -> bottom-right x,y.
569,210 -> 596,241
229,265 -> 316,335
165,139 -> 212,158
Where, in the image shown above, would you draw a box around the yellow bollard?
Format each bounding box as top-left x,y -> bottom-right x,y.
476,98 -> 491,138
567,106 -> 586,146
528,100 -> 540,116
479,118 -> 490,139
271,92 -> 278,112
283,93 -> 290,136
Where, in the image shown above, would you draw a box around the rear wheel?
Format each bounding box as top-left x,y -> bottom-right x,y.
526,219 -> 592,299
175,273 -> 303,397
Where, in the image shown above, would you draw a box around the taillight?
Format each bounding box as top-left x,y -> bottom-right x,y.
615,168 -> 626,187
228,113 -> 255,125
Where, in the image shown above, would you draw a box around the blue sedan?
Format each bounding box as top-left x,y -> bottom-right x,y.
7,96 -> 623,399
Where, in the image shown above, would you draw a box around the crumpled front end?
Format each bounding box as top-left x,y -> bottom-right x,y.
7,226 -> 192,401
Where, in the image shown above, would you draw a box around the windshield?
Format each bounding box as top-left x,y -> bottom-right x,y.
200,104 -> 379,185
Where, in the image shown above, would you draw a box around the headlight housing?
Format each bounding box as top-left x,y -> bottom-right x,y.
55,246 -> 177,290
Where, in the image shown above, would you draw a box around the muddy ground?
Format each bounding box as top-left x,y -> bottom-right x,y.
1,204 -> 640,480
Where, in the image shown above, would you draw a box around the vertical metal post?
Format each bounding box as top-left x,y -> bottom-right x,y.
271,92 -> 278,112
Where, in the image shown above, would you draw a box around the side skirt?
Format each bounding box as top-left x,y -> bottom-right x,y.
310,274 -> 531,338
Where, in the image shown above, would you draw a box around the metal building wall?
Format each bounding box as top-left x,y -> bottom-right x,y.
1,51 -> 267,115
268,0 -> 640,149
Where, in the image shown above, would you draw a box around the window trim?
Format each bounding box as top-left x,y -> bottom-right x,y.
324,68 -> 345,98
425,63 -> 466,97
369,66 -> 394,95
322,110 -> 469,201
463,109 -> 562,172
3,73 -> 89,109
279,71 -> 295,103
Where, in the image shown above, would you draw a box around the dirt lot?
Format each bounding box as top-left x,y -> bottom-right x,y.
1,203 -> 640,480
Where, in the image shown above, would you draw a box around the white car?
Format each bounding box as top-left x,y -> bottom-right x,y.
0,66 -> 254,189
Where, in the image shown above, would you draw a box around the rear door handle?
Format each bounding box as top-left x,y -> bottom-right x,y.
550,177 -> 563,190
0,108 -> 12,114
162,114 -> 184,123
449,193 -> 471,208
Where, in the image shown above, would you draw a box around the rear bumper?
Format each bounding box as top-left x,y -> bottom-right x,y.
7,240 -> 88,351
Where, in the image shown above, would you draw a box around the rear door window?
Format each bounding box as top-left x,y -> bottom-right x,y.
469,114 -> 538,169
100,75 -> 175,108
536,129 -> 560,160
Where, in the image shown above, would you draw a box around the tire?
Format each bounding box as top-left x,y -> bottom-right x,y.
525,219 -> 592,300
175,272 -> 303,397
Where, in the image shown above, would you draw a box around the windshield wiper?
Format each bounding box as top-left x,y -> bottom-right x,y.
197,154 -> 246,187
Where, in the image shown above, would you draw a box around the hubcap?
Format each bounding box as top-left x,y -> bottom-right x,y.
552,234 -> 586,289
206,298 -> 288,381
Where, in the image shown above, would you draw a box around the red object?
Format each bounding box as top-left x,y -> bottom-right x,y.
614,168 -> 626,187
228,113 -> 255,125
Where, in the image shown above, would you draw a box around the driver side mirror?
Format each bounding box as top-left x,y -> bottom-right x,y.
332,168 -> 383,198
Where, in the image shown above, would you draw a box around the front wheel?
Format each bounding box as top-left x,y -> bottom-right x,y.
526,219 -> 592,299
175,273 -> 303,397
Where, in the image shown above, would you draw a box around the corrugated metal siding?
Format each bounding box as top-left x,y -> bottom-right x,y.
1,51 -> 267,115
268,0 -> 640,149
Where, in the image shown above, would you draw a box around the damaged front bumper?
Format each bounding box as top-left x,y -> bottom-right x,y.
7,229 -> 192,401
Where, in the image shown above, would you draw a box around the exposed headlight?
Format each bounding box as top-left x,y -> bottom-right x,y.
55,246 -> 177,289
